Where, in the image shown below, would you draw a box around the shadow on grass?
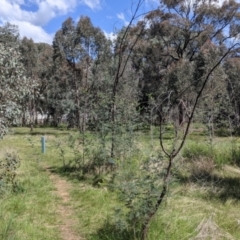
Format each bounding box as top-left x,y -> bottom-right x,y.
45,157 -> 116,184
89,223 -> 135,240
199,174 -> 240,202
45,165 -> 87,182
176,171 -> 240,202
13,130 -> 71,136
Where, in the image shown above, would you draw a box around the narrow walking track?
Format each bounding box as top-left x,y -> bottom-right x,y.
46,167 -> 82,240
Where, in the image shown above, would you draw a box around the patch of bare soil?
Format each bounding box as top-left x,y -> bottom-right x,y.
46,167 -> 82,240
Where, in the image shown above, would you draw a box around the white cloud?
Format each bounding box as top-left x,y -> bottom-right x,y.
117,13 -> 124,21
117,12 -> 129,26
0,0 -> 101,43
0,0 -> 77,26
103,31 -> 116,42
45,0 -> 77,14
12,20 -> 54,43
80,0 -> 101,10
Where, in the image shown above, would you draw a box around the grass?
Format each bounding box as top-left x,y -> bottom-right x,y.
182,137 -> 240,166
0,129 -> 60,240
1,126 -> 240,239
71,186 -> 119,238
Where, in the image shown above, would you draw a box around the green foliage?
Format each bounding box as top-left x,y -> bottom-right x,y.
228,145 -> 240,167
182,142 -> 213,160
0,152 -> 20,194
55,133 -> 83,170
55,131 -> 110,178
91,147 -> 110,175
214,127 -> 231,137
182,139 -> 240,167
0,41 -> 31,137
0,22 -> 19,44
51,16 -> 112,129
113,155 -> 165,239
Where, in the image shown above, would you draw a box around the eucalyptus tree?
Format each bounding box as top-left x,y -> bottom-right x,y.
52,16 -> 112,130
75,16 -> 112,131
224,57 -> 240,132
0,22 -> 19,44
20,37 -> 38,127
0,23 -> 31,136
35,42 -> 54,120
195,44 -> 231,136
0,42 -> 31,137
52,18 -> 80,127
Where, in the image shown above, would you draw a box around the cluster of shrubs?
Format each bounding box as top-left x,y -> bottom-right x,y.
0,152 -> 20,194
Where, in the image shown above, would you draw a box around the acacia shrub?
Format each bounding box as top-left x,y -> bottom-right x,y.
0,152 -> 20,194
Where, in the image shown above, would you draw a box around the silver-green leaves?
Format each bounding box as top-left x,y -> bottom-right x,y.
0,43 -> 31,138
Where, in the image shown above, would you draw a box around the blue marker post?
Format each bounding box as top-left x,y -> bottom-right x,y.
41,136 -> 46,154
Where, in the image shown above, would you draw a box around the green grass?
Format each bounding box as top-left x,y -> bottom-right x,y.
1,127 -> 240,239
183,137 -> 240,166
0,129 -> 60,240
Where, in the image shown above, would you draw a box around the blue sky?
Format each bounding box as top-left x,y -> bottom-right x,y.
0,0 -> 159,44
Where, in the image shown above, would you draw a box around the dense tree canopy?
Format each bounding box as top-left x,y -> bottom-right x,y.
0,0 -> 240,136
0,1 -> 239,139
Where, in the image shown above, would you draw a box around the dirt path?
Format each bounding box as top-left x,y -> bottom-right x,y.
46,167 -> 82,240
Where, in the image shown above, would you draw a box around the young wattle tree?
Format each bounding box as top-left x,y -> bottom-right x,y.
109,0 -> 146,158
